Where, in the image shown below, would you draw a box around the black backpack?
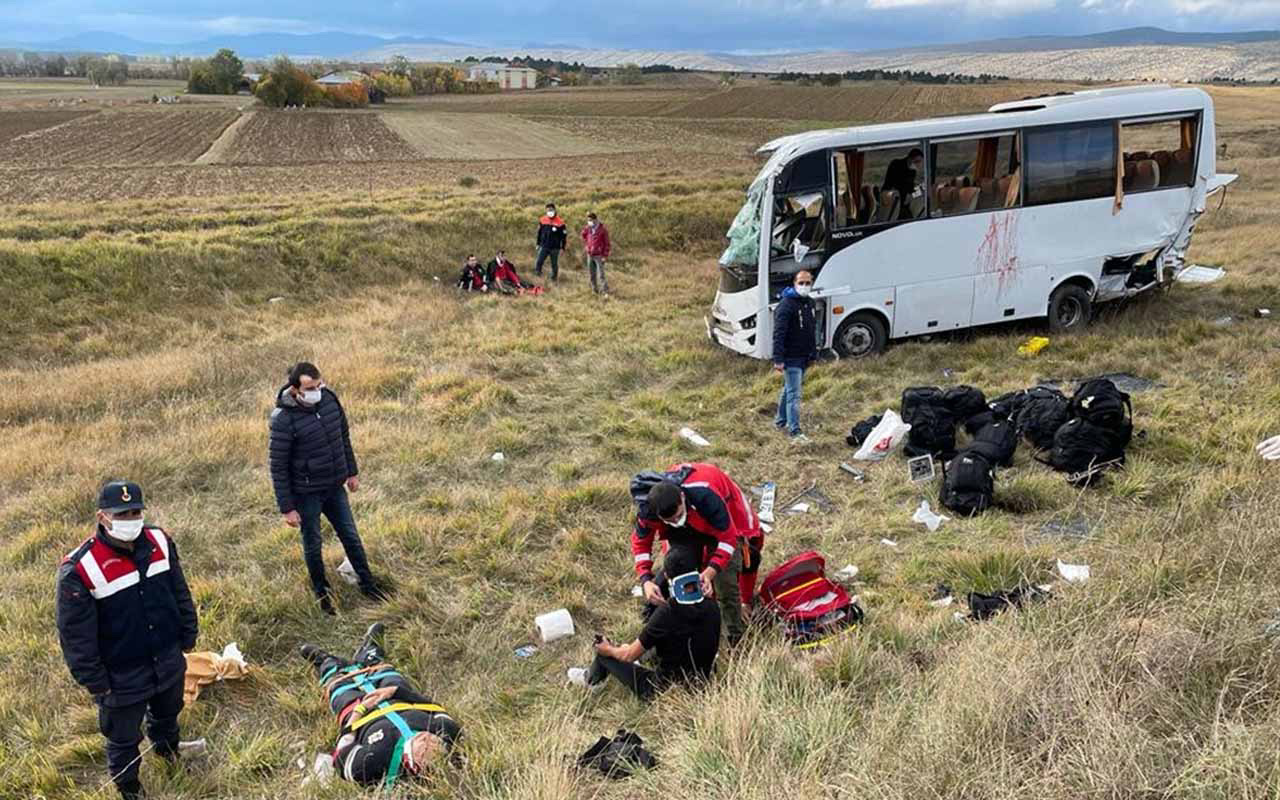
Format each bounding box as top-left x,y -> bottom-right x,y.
577,729 -> 658,779
1071,379 -> 1133,443
901,387 -> 957,459
941,448 -> 995,517
963,410 -> 996,437
846,414 -> 883,447
968,420 -> 1018,467
1015,387 -> 1071,451
988,389 -> 1029,423
1046,417 -> 1127,475
943,386 -> 988,422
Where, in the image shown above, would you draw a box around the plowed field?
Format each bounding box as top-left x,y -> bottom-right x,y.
0,110 -> 96,142
211,111 -> 419,164
0,108 -> 237,166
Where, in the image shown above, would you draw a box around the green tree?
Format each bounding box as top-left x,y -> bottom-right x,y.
87,56 -> 128,86
388,54 -> 411,77
617,63 -> 643,85
254,56 -> 327,107
207,48 -> 244,94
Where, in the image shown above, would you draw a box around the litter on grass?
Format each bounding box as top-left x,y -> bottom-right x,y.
679,427 -> 711,447
337,557 -> 359,586
535,609 -> 575,643
930,595 -> 955,608
491,451 -> 506,462
1057,560 -> 1091,583
788,502 -> 811,515
907,454 -> 936,483
514,645 -> 539,659
1018,336 -> 1051,356
833,564 -> 859,582
912,501 -> 949,532
631,585 -> 644,598
183,643 -> 250,704
178,739 -> 207,756
758,481 -> 777,523
853,410 -> 910,462
880,538 -> 899,548
1036,516 -> 1094,541
301,752 -> 335,787
1175,265 -> 1226,284
839,462 -> 867,482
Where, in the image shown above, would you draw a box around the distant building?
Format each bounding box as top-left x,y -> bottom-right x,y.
316,70 -> 371,86
465,62 -> 539,90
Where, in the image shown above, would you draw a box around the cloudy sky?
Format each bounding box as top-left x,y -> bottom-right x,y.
5,0 -> 1280,50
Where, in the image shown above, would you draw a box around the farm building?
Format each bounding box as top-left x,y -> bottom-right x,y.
315,70 -> 385,103
465,62 -> 540,90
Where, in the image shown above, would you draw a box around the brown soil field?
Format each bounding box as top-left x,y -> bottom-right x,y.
0,109 -> 97,142
381,111 -> 618,159
210,110 -> 420,164
0,108 -> 238,167
402,87 -> 706,116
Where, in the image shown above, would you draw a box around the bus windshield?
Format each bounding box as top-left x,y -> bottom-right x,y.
720,182 -> 765,270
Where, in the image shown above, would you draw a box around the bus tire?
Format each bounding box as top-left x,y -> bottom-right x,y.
1047,284 -> 1092,334
834,312 -> 888,359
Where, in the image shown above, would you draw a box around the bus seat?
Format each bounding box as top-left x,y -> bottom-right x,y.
936,185 -> 957,215
858,185 -> 877,225
1166,148 -> 1193,185
1129,150 -> 1150,161
977,178 -> 999,209
1122,161 -> 1137,192
1152,151 -> 1173,177
874,190 -> 900,223
1131,160 -> 1160,191
957,187 -> 981,213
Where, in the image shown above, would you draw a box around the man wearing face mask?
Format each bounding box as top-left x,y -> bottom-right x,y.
772,270 -> 819,444
535,202 -> 567,282
630,463 -> 764,645
883,147 -> 925,220
56,481 -> 199,800
269,361 -> 387,614
580,211 -> 611,295
300,623 -> 462,787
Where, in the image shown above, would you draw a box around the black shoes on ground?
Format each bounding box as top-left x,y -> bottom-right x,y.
354,622 -> 386,664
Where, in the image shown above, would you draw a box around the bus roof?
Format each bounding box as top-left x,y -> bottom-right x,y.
753,85 -> 1212,183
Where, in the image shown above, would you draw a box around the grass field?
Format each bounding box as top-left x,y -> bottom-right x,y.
1,81 -> 1279,800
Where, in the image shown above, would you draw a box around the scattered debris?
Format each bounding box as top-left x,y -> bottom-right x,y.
853,410 -> 911,462
1056,560 -> 1091,583
1175,265 -> 1226,284
178,739 -> 208,756
301,752 -> 335,787
968,585 -> 1050,621
1257,435 -> 1280,461
183,643 -> 249,705
1092,373 -> 1165,393
787,502 -> 811,515
941,368 -> 955,379
1213,315 -> 1235,327
1018,336 -> 1051,356
631,585 -> 644,598
267,296 -> 285,304
535,609 -> 576,643
930,595 -> 955,608
912,501 -> 949,532
1256,308 -> 1272,319
514,645 -> 539,659
577,729 -> 658,779
758,481 -> 777,523
833,564 -> 859,582
491,451 -> 506,462
907,454 -> 936,483
1037,516 -> 1094,541
880,538 -> 898,548
838,462 -> 867,482
679,427 -> 711,447
845,414 -> 883,447
337,557 -> 359,586
777,482 -> 836,514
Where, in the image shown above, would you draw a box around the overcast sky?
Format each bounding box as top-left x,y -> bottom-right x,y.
5,0 -> 1280,51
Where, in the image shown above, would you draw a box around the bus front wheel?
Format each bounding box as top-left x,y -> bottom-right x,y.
1047,284 -> 1093,334
834,312 -> 888,359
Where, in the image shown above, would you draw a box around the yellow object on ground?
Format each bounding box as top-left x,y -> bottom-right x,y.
184,642 -> 250,704
1018,336 -> 1051,356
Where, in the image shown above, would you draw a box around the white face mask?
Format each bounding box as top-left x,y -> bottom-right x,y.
108,516 -> 145,542
796,285 -> 813,298
300,388 -> 322,405
664,508 -> 687,528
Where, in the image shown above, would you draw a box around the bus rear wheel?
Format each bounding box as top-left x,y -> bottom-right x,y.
834,312 -> 888,359
1047,284 -> 1093,334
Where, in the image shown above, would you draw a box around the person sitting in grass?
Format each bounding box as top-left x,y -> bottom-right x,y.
301,623 -> 462,788
457,254 -> 489,292
567,544 -> 721,700
486,249 -> 536,295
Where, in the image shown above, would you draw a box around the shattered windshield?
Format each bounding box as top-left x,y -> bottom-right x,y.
720,183 -> 765,269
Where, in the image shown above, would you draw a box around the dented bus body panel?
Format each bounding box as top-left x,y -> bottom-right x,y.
710,86 -> 1234,360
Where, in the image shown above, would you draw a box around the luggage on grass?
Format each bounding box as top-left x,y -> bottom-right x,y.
1015,387 -> 1071,450
759,551 -> 863,648
901,387 -> 957,459
940,448 -> 995,517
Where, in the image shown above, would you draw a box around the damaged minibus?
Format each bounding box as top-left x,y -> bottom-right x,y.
710,86 -> 1237,359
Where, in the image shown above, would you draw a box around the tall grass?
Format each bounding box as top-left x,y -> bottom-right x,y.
1,85 -> 1279,800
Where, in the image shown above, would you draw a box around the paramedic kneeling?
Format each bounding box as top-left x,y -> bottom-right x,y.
56,481 -> 199,800
570,545 -> 720,699
301,623 -> 461,787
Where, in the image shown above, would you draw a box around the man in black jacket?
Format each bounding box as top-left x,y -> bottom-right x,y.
534,202 -> 567,281
269,362 -> 385,613
56,481 -> 199,800
773,270 -> 819,443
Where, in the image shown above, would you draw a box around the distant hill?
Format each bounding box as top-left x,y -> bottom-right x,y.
932,26 -> 1280,54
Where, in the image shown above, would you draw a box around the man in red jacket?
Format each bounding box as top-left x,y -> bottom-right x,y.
631,463 -> 764,644
580,211 -> 611,295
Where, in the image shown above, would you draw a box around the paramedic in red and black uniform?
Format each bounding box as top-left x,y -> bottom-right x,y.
300,623 -> 461,787
55,481 -> 199,800
631,462 -> 764,644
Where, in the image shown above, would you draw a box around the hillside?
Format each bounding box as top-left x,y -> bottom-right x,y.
0,83 -> 1279,799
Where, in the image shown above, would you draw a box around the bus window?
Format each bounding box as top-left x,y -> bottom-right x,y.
1025,121 -> 1116,206
1121,116 -> 1198,190
930,133 -> 1021,216
832,142 -> 924,227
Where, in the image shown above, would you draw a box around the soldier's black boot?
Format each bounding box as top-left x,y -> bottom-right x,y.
299,643 -> 333,667
353,622 -> 386,665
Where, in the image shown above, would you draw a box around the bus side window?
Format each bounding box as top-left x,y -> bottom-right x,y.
832,143 -> 924,226
930,133 -> 1022,217
1120,116 -> 1198,190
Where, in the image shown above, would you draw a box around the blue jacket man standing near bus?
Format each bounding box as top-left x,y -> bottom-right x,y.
773,270 -> 819,444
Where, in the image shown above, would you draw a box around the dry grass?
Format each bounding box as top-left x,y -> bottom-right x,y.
0,82 -> 1279,800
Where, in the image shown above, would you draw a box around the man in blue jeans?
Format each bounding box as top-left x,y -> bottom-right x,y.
269,362 -> 388,614
773,270 -> 819,444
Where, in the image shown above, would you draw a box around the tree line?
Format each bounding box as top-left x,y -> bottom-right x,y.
774,69 -> 1010,85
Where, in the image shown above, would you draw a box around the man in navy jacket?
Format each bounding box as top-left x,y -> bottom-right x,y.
772,270 -> 819,443
56,481 -> 199,800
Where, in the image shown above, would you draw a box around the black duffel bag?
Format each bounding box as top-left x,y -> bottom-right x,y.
941,448 -> 995,517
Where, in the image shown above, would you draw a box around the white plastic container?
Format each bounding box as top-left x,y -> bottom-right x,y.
535,608 -> 576,643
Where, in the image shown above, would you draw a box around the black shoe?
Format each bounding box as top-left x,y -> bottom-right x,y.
318,594 -> 336,616
354,622 -> 386,664
300,643 -> 330,666
359,578 -> 391,602
117,780 -> 145,800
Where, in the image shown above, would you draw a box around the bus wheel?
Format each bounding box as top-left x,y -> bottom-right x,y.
834,312 -> 888,359
1047,284 -> 1092,333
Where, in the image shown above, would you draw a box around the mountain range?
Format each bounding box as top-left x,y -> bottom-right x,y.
3,27 -> 1280,82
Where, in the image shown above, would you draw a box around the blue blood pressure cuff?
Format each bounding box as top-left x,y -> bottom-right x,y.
669,571 -> 704,605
